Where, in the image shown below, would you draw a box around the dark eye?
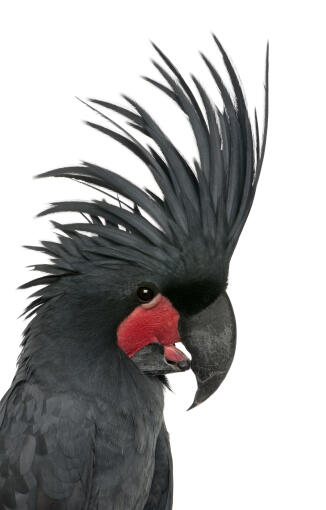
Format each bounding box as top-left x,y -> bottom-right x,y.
136,285 -> 155,303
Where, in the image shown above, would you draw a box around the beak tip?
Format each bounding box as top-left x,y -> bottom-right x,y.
181,292 -> 237,412
186,391 -> 207,411
187,401 -> 198,411
177,359 -> 191,370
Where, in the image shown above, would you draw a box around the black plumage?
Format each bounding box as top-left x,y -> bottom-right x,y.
0,36 -> 268,509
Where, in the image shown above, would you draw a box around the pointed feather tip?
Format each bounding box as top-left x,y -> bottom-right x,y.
122,94 -> 138,109
151,41 -> 161,54
151,41 -> 175,66
211,32 -> 221,46
190,74 -> 201,89
265,42 -> 270,69
141,75 -> 156,85
50,220 -> 62,229
84,120 -> 101,130
34,170 -> 49,179
34,168 -> 68,180
75,96 -> 89,107
77,97 -> 104,116
199,51 -> 209,64
211,33 -> 227,55
36,208 -> 49,218
121,93 -> 131,103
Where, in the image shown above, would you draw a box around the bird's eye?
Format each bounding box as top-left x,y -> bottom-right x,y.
136,285 -> 156,303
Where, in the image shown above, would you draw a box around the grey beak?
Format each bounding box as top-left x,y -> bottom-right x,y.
131,342 -> 191,376
179,292 -> 236,410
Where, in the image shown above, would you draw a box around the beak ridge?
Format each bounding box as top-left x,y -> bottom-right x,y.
180,292 -> 236,410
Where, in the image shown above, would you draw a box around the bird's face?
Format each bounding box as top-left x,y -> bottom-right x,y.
106,263 -> 236,409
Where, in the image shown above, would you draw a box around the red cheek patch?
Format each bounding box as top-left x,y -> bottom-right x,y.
117,294 -> 181,357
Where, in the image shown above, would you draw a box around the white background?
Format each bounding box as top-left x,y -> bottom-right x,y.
0,1 -> 325,509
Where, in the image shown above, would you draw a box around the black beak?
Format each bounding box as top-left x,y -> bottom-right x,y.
131,342 -> 191,376
179,292 -> 236,410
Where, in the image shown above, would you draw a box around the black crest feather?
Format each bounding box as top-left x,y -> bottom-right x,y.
26,36 -> 268,303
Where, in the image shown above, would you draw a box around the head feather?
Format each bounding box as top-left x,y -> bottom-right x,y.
24,36 -> 268,309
